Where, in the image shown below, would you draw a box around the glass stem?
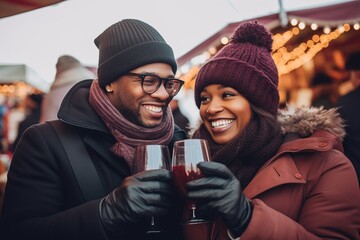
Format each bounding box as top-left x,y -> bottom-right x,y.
191,204 -> 196,219
150,216 -> 155,226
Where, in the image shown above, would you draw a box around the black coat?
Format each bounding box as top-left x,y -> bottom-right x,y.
337,87 -> 360,187
0,80 -> 186,240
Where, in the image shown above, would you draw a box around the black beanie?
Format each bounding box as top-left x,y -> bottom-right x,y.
94,19 -> 177,87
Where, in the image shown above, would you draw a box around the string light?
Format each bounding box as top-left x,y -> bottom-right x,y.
298,22 -> 306,30
323,26 -> 331,34
311,23 -> 318,30
337,25 -> 345,33
354,23 -> 360,30
181,20 -> 357,87
290,18 -> 298,26
208,47 -> 217,55
272,27 -> 302,52
0,82 -> 33,97
274,24 -> 349,75
312,34 -> 320,42
221,37 -> 229,45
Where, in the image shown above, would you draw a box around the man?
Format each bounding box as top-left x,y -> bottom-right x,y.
0,19 -> 186,240
11,93 -> 43,151
337,51 -> 360,187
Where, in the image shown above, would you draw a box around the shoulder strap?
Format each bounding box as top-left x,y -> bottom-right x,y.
50,121 -> 105,201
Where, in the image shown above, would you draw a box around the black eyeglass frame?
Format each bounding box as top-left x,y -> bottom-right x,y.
125,72 -> 185,97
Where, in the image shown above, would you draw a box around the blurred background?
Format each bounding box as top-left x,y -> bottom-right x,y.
0,0 -> 359,155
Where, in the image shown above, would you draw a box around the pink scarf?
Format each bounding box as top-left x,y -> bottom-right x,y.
89,79 -> 174,171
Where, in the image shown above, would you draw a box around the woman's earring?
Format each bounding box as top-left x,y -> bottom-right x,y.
105,85 -> 113,93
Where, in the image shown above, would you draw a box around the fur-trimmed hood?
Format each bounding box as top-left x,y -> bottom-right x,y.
190,105 -> 346,141
278,105 -> 346,141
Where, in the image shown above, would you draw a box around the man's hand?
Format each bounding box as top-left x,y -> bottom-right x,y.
99,169 -> 173,233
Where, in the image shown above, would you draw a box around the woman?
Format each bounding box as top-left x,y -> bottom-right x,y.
188,21 -> 360,239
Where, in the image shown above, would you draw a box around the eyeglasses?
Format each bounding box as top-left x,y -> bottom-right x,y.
125,72 -> 184,97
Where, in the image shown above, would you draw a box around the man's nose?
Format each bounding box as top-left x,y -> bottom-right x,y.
150,83 -> 170,101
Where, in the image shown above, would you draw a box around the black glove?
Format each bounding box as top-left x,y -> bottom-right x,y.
187,162 -> 252,238
99,169 -> 173,234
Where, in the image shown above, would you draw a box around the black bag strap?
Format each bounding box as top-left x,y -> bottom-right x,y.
50,121 -> 105,201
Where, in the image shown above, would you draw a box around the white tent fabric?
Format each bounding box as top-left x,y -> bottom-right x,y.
0,64 -> 50,92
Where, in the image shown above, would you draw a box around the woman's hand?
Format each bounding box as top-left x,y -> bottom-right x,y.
187,161 -> 252,237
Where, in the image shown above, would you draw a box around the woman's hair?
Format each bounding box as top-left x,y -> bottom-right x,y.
251,104 -> 277,122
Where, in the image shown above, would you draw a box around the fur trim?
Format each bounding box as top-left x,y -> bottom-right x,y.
278,105 -> 346,141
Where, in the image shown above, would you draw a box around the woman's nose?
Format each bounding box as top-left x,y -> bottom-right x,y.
206,100 -> 223,116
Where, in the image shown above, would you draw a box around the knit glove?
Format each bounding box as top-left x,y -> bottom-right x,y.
187,162 -> 252,238
99,169 -> 173,234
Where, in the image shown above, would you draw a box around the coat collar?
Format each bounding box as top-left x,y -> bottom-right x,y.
243,129 -> 342,198
58,79 -> 109,133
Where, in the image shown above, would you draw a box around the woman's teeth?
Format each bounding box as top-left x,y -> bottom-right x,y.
211,119 -> 233,128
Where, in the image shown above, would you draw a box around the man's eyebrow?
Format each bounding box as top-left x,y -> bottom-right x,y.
138,71 -> 174,78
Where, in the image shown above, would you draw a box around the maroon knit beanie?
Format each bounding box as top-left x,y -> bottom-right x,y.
194,21 -> 279,116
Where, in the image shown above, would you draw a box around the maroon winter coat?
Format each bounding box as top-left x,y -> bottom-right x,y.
209,106 -> 360,239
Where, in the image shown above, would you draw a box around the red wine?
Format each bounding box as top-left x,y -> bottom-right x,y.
172,164 -> 202,198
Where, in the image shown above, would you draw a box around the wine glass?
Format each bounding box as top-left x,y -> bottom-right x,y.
134,144 -> 171,234
172,139 -> 211,223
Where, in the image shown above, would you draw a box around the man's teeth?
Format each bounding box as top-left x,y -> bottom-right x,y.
144,105 -> 162,113
211,119 -> 233,128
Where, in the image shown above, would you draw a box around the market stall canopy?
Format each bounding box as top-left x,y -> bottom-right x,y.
0,0 -> 64,18
0,64 -> 50,92
177,0 -> 360,67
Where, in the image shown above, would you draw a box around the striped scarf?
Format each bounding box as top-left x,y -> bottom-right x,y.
89,79 -> 174,171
